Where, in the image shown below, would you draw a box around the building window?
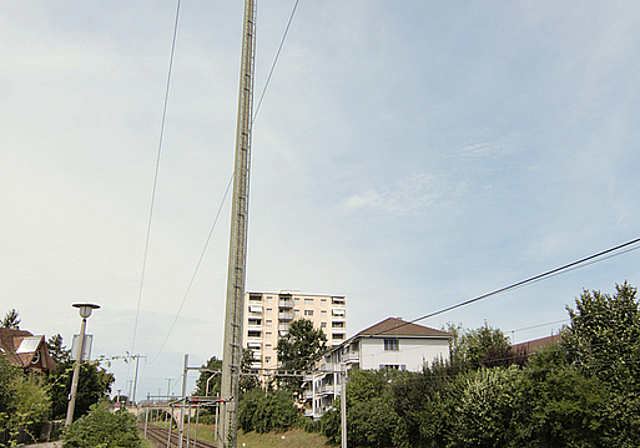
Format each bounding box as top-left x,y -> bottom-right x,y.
304,298 -> 314,305
266,308 -> 272,315
384,339 -> 399,351
265,332 -> 272,339
333,333 -> 345,340
294,298 -> 300,304
265,356 -> 271,363
321,310 -> 327,317
265,344 -> 272,351
248,330 -> 261,338
294,309 -> 300,316
249,294 -> 262,302
321,298 -> 327,305
266,296 -> 273,303
321,322 -> 327,328
304,310 -> 314,316
332,321 -> 344,328
266,320 -> 272,327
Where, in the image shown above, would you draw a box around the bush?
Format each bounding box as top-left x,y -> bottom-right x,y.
62,403 -> 141,448
238,388 -> 301,433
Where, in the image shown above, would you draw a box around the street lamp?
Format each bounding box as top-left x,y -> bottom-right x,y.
65,302 -> 100,426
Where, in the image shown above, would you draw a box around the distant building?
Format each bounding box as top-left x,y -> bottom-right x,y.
0,328 -> 56,373
242,291 -> 347,377
512,334 -> 563,355
303,317 -> 453,418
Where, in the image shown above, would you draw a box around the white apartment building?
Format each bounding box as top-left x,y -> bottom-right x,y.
303,317 -> 453,418
242,290 -> 347,375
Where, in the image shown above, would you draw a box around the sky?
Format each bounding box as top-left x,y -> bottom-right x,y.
2,1 -> 640,400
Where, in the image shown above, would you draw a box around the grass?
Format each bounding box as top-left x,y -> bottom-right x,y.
176,423 -> 332,448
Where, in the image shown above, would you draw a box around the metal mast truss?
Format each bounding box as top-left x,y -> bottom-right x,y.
220,0 -> 256,447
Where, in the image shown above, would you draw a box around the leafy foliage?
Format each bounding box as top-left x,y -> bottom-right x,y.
62,403 -> 141,448
47,361 -> 114,420
238,388 -> 301,433
276,319 -> 327,395
195,356 -> 222,397
563,282 -> 640,391
46,334 -> 72,365
1,309 -> 20,329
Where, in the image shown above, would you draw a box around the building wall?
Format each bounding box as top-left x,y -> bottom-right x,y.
359,337 -> 450,371
242,291 -> 347,373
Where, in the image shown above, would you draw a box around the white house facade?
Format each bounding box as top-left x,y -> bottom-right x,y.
302,317 -> 453,418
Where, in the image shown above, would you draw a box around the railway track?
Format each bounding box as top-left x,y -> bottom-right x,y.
138,422 -> 217,448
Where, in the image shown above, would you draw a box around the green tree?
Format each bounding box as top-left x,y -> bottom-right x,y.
1,309 -> 20,329
451,322 -> 515,370
562,282 -> 640,446
47,361 -> 114,420
239,348 -> 261,393
237,388 -> 300,433
194,356 -> 222,397
46,334 -> 71,365
513,347 -> 608,448
276,319 -> 327,395
62,403 -> 141,448
563,282 -> 640,391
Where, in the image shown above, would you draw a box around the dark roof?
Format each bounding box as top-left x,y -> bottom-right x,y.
512,334 -> 563,353
355,317 -> 453,339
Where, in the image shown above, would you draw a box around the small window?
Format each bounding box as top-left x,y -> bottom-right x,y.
294,298 -> 300,304
266,296 -> 273,303
294,309 -> 300,316
384,339 -> 399,351
266,320 -> 272,327
265,344 -> 272,351
266,308 -> 272,315
304,298 -> 314,305
265,356 -> 271,363
304,310 -> 314,316
321,298 -> 327,305
321,322 -> 327,328
265,332 -> 272,339
321,310 -> 327,317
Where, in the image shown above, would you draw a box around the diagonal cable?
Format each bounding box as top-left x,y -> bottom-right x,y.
131,0 -> 182,356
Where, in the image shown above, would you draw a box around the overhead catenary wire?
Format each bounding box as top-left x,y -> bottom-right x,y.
130,0 -> 182,359
149,174 -> 234,364
146,0 -> 301,364
252,0 -> 301,123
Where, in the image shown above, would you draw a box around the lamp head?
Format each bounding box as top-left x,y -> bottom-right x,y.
72,303 -> 101,319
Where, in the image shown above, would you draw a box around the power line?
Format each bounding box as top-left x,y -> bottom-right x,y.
149,174 -> 234,364
147,0 -> 302,363
130,0 -> 182,356
376,237 -> 640,336
252,0 -> 301,123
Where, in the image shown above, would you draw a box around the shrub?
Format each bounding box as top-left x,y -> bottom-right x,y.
62,403 -> 141,448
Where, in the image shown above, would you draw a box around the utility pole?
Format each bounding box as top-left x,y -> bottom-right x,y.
220,0 -> 256,447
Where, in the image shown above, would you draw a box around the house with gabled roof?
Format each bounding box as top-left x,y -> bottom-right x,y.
302,317 -> 453,418
0,328 -> 56,373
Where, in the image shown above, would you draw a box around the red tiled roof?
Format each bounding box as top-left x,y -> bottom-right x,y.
0,328 -> 56,371
356,317 -> 453,338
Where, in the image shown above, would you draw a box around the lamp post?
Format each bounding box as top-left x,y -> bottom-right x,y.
65,302 -> 100,426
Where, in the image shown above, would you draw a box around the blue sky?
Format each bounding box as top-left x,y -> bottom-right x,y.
2,1 -> 639,399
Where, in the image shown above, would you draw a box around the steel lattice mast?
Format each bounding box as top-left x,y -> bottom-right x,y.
220,0 -> 256,447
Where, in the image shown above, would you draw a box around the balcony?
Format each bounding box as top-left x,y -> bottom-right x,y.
278,299 -> 293,309
278,311 -> 293,321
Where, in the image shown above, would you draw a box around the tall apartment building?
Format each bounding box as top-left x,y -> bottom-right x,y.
242,291 -> 347,374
